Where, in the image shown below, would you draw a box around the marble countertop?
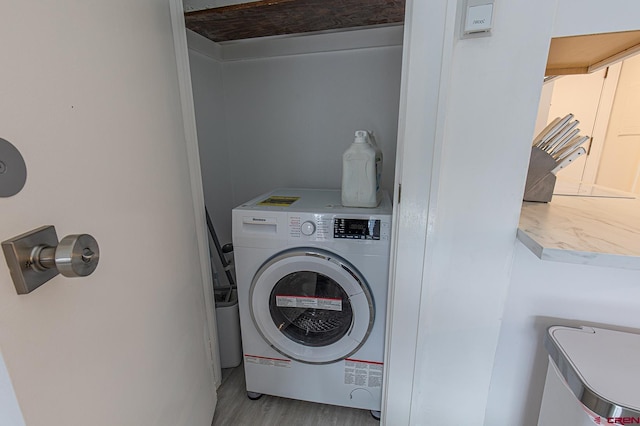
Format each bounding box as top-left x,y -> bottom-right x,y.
517,182 -> 640,270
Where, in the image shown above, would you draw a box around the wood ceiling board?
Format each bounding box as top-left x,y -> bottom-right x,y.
546,30 -> 640,76
185,0 -> 405,43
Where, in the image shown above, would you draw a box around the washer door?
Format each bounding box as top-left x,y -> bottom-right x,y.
250,248 -> 374,364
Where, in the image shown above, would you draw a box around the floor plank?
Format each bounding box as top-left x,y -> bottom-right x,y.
212,365 -> 380,426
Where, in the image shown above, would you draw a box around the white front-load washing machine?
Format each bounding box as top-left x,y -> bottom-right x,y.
232,188 -> 392,415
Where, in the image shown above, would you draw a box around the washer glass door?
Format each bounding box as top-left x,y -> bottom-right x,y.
250,249 -> 374,364
270,270 -> 353,347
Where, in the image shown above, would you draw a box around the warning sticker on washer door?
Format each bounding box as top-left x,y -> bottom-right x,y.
275,295 -> 342,311
244,354 -> 291,368
344,359 -> 383,388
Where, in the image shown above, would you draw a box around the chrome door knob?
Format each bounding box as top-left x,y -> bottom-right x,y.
31,234 -> 100,277
2,226 -> 101,294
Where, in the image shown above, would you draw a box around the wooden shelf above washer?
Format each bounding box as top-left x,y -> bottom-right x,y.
184,0 -> 405,43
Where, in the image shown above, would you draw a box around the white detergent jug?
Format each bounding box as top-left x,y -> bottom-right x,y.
341,130 -> 382,207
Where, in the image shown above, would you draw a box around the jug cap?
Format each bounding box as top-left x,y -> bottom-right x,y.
354,130 -> 368,143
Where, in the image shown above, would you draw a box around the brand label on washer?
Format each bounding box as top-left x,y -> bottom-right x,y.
245,354 -> 291,368
276,295 -> 342,311
344,359 -> 383,388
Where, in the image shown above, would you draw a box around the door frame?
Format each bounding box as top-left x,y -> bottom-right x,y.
380,0 -> 457,423
169,0 -> 459,421
169,0 -> 457,420
169,0 -> 222,388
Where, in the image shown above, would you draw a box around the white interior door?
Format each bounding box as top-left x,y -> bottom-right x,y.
0,2 -> 217,425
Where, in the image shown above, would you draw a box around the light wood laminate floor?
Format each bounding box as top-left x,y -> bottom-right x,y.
212,365 -> 380,426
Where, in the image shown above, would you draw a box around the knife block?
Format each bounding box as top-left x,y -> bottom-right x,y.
523,147 -> 556,202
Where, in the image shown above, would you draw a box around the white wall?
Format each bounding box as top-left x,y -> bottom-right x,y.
223,46 -> 402,207
188,37 -> 234,246
485,242 -> 640,425
384,0 -> 558,423
386,0 -> 640,424
483,2 -> 640,425
189,28 -> 403,243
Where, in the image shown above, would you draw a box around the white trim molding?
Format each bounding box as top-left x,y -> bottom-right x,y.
382,0 -> 457,423
186,24 -> 404,62
187,29 -> 224,61
169,0 -> 222,392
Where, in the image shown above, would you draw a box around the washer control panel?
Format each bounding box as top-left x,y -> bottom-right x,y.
288,214 -> 390,241
334,218 -> 380,240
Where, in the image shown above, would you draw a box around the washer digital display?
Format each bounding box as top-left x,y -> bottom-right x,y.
334,219 -> 380,240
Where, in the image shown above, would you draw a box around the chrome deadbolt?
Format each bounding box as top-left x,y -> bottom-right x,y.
2,226 -> 100,294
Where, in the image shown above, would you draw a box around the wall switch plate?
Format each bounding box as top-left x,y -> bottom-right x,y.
2,226 -> 59,294
461,0 -> 495,39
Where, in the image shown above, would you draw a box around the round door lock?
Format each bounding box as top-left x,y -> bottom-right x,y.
31,234 -> 100,277
55,234 -> 100,277
301,221 -> 316,236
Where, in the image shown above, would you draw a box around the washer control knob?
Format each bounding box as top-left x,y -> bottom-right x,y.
301,221 -> 316,236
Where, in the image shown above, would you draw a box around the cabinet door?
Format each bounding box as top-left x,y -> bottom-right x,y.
545,69 -> 607,183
